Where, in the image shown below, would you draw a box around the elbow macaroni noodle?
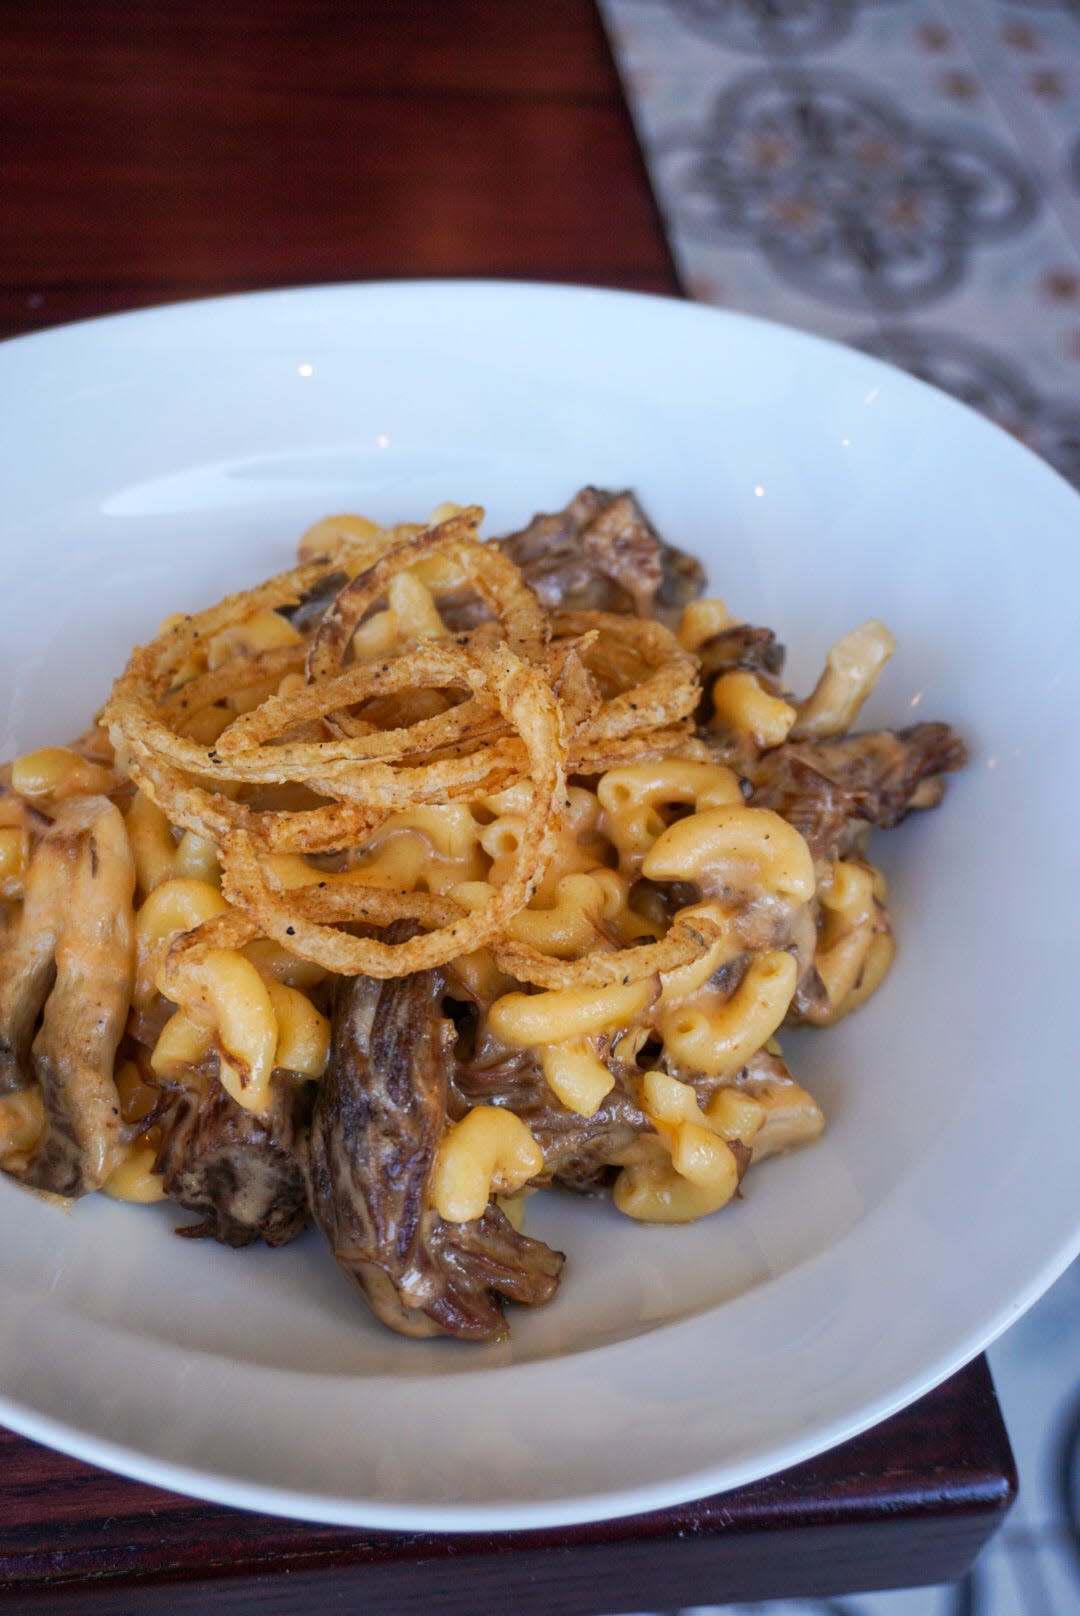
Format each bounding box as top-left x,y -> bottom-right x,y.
643,803 -> 817,903
710,671 -> 797,749
0,507 -> 943,1264
432,1106 -> 544,1222
657,951 -> 798,1078
792,619 -> 896,740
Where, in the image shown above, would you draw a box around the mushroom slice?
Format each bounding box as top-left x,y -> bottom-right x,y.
310,960 -> 563,1342
747,722 -> 968,862
438,487 -> 706,629
457,1044 -> 650,1195
155,1072 -> 312,1247
0,795 -> 135,1196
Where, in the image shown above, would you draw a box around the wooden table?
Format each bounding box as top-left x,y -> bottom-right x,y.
0,3 -> 1016,1610
0,0 -> 676,340
0,1359 -> 1016,1615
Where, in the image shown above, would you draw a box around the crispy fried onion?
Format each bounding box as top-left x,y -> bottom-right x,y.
492,911 -> 725,989
552,612 -> 700,762
307,507 -> 549,677
217,647 -> 565,976
103,509 -> 706,981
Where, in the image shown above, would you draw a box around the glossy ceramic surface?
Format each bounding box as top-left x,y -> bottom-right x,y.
1,282 -> 1077,1528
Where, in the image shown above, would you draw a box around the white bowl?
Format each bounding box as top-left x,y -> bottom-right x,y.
1,281 -> 1077,1529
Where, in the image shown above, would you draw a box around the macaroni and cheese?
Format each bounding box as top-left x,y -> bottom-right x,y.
0,489 -> 966,1342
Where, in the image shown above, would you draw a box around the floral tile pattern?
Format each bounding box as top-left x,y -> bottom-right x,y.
654,65 -> 1039,311
601,0 -> 1080,487
597,1 -> 1080,1610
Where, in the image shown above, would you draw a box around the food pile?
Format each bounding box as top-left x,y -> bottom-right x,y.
0,491 -> 965,1341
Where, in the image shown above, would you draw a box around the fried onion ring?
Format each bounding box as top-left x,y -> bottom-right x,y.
492,912 -> 724,990
101,509 -> 714,995
553,612 -> 700,747
306,508 -> 549,678
217,645 -> 567,976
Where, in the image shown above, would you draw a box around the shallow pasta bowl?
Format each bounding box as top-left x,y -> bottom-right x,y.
0,280 -> 1078,1529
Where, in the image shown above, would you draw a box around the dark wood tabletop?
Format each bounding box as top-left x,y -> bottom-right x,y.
1,0 -> 677,341
0,3 -> 1016,1611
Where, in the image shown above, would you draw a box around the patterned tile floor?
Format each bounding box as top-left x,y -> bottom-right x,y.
596,2 -> 1080,1609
